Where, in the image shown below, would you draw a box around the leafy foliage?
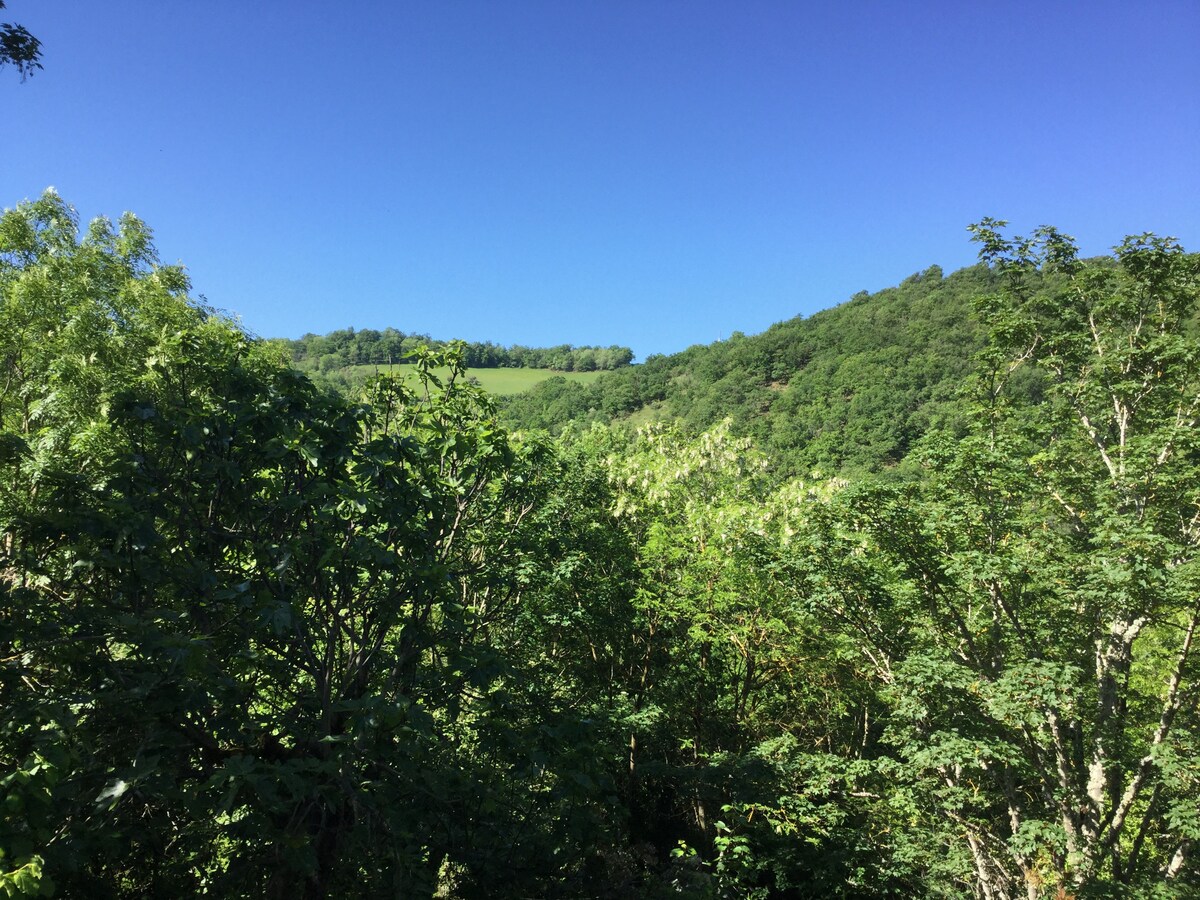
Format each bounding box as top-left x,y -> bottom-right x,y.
799,224 -> 1200,897
0,193 -> 623,897
4,194 -> 1198,898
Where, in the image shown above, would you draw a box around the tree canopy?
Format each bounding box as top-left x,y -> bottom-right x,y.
3,193 -> 1198,897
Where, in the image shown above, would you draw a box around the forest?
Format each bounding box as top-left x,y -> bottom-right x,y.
3,192 -> 1200,899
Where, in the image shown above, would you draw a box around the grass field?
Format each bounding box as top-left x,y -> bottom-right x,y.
314,364 -> 607,396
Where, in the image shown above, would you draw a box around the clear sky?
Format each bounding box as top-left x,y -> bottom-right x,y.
4,1 -> 1198,358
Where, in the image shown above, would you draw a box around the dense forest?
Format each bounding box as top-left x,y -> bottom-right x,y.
3,193 -> 1200,899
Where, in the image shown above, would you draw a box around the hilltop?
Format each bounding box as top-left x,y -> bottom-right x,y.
500,262 -> 996,476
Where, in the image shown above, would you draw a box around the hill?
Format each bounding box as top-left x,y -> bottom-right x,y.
501,262 -> 996,476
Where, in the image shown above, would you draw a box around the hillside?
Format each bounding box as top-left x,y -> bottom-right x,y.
501,262 -> 996,476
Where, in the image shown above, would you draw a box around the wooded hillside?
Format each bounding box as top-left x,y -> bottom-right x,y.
501,263 -> 992,476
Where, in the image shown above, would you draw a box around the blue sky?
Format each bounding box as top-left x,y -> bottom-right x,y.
5,1 -> 1198,358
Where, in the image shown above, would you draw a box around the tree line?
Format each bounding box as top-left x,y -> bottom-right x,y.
285,327 -> 635,374
3,192 -> 1198,898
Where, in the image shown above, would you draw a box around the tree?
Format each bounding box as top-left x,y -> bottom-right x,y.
829,224 -> 1200,896
0,193 -> 616,897
597,421 -> 900,895
0,2 -> 41,80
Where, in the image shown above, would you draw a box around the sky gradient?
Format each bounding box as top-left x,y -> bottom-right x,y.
5,1 -> 1198,358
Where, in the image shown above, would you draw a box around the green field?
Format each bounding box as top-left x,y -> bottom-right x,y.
321,364 -> 607,396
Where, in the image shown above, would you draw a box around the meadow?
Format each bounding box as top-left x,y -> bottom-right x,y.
302,362 -> 609,395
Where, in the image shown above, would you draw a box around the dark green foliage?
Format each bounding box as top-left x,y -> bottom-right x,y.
0,194 -> 627,898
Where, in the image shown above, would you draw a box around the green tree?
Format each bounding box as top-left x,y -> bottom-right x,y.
0,193 -> 613,897
599,422 -> 894,896
830,224 -> 1200,896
